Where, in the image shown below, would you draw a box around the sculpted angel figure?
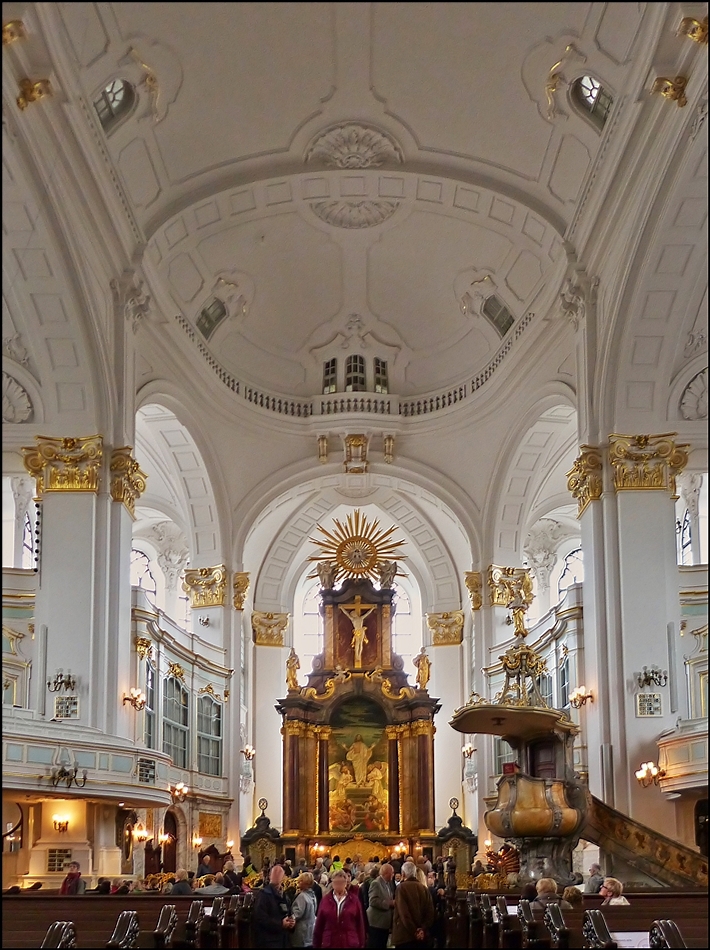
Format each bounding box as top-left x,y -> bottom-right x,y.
286,647 -> 300,691
377,560 -> 397,589
316,560 -> 336,589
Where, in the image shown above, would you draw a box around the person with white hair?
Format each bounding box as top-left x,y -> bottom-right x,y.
585,863 -> 604,893
392,861 -> 434,949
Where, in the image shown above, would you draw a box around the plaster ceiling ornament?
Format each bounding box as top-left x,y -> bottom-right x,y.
558,271 -> 599,331
304,123 -> 404,168
684,328 -> 707,358
544,42 -> 586,121
310,198 -> 400,229
118,38 -> 184,125
2,333 -> 29,364
679,473 -> 703,518
2,372 -> 33,423
308,508 -> 407,586
110,272 -> 151,334
148,521 -> 190,590
523,520 -> 564,594
341,315 -> 368,350
679,368 -> 708,420
689,97 -> 708,141
458,273 -> 495,317
10,477 -> 32,531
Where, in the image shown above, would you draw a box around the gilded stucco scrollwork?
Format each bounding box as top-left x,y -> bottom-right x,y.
566,445 -> 603,517
608,433 -> 689,496
232,572 -> 250,610
22,435 -> 103,496
487,566 -> 533,609
110,447 -> 147,516
464,572 -> 482,610
426,611 -> 464,646
182,565 -> 227,607
134,637 -> 153,661
303,666 -> 351,700
167,661 -> 185,681
252,611 -> 289,646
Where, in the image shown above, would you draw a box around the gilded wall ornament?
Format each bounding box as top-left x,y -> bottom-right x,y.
310,199 -> 400,229
677,15 -> 708,44
651,75 -> 688,108
304,123 -> 404,168
3,20 -> 26,44
544,43 -> 585,120
608,433 -> 689,496
383,434 -> 395,465
16,77 -> 52,110
679,368 -> 707,420
22,435 -> 103,496
343,434 -> 369,473
487,566 -> 533,609
134,637 -> 153,661
308,509 -> 406,585
2,373 -> 33,423
198,683 -> 224,701
426,611 -> 465,646
110,447 -> 147,516
252,611 -> 289,646
318,434 -> 328,464
167,661 -> 185,681
232,572 -> 250,610
182,565 -> 227,607
198,812 -> 222,839
464,572 -> 482,610
302,666 -> 351,700
566,445 -> 603,517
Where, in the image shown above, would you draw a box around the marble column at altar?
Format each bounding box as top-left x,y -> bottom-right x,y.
316,726 -> 331,835
412,720 -> 436,833
22,436 -> 146,737
386,725 -> 401,833
282,720 -> 304,835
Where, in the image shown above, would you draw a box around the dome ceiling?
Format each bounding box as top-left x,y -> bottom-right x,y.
47,1 -> 661,398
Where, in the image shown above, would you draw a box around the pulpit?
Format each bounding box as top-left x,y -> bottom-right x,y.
276,511 -> 440,856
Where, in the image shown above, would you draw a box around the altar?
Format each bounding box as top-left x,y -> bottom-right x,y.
274,511 -> 440,860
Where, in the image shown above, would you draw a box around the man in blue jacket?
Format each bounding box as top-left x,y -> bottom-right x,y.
251,864 -> 296,948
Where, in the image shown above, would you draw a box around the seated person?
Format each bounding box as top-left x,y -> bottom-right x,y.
198,871 -> 230,895
561,886 -> 583,905
600,877 -> 629,905
171,869 -> 193,896
531,878 -> 573,910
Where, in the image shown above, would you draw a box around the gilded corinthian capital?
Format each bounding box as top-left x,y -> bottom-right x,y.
464,572 -> 482,610
22,435 -> 103,495
609,433 -> 689,497
566,445 -> 603,517
426,610 -> 464,645
233,572 -> 250,610
182,565 -> 227,607
488,566 -> 533,609
110,447 -> 147,516
251,611 -> 289,646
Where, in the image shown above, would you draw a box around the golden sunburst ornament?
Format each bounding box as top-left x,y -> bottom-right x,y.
308,509 -> 406,584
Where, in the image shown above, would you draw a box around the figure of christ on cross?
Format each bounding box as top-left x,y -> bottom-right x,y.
338,595 -> 377,668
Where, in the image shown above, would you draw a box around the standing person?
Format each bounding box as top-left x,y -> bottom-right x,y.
391,861 -> 434,950
331,854 -> 344,871
585,863 -> 604,894
196,853 -> 212,879
291,872 -> 318,948
367,863 -> 396,949
222,860 -> 241,892
427,871 -> 446,950
60,861 -> 86,894
312,869 -> 366,948
171,869 -> 193,896
600,878 -> 630,905
251,865 -> 296,948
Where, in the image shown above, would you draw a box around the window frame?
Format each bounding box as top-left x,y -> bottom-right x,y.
322,358 -> 338,394
373,358 -> 389,394
482,295 -> 515,337
144,660 -> 156,750
570,75 -> 613,130
197,693 -> 223,776
162,675 -> 189,769
93,78 -> 136,133
345,354 -> 366,392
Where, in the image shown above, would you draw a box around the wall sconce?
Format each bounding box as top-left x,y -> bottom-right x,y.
462,743 -> 476,758
50,766 -> 87,789
47,670 -> 76,692
635,761 -> 666,788
226,839 -> 234,851
193,834 -> 203,849
52,815 -> 69,833
133,823 -> 150,843
168,782 -> 188,803
484,839 -> 492,849
637,666 -> 668,689
122,688 -> 147,711
241,745 -> 256,761
570,686 -> 594,708
157,831 -> 173,846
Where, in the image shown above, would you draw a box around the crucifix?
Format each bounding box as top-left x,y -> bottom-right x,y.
339,595 -> 377,668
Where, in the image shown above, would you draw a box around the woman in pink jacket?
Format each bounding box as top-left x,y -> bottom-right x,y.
312,869 -> 366,948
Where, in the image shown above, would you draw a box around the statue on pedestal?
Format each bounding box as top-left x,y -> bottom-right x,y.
286,648 -> 300,692
413,648 -> 431,690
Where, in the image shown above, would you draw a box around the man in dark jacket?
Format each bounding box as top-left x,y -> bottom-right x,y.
392,861 -> 434,950
251,865 -> 296,948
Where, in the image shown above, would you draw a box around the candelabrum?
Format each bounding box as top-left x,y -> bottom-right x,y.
569,685 -> 594,708
133,823 -> 150,843
240,745 -> 256,760
50,766 -> 87,788
635,761 -> 666,787
637,666 -> 668,688
462,743 -> 476,758
168,782 -> 188,803
122,687 -> 147,710
47,670 -> 76,692
193,834 -> 203,849
52,815 -> 69,833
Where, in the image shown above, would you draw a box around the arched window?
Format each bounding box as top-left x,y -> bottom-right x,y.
93,79 -> 135,132
345,354 -> 366,392
557,548 -> 584,599
482,295 -> 515,337
571,75 -> 613,129
162,676 -> 189,768
559,653 -> 570,709
322,359 -> 337,394
196,298 -> 227,341
144,661 -> 156,749
21,509 -> 34,570
197,694 -> 222,776
677,509 -> 693,566
131,549 -> 157,603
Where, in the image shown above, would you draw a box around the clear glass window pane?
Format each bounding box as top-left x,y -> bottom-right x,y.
345,355 -> 366,392
374,358 -> 389,394
323,359 -> 337,394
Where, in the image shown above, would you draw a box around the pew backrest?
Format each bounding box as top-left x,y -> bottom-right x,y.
544,903 -> 570,948
106,910 -> 140,949
154,903 -> 177,945
41,921 -> 77,949
650,919 -> 688,949
582,909 -> 617,949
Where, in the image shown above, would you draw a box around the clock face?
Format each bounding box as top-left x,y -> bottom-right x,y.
258,797 -> 268,812
449,797 -> 459,810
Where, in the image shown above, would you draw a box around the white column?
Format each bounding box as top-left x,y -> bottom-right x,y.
252,641 -> 288,831
430,640 -> 465,829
